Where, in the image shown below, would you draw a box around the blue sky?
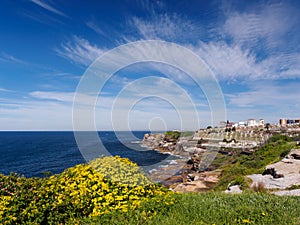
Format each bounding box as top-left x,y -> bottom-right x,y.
0,0 -> 300,131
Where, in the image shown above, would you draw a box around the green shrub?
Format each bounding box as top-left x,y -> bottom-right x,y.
165,131 -> 181,140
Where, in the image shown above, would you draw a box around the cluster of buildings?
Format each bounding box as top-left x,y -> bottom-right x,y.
217,117 -> 300,129
219,119 -> 264,128
218,117 -> 300,129
279,118 -> 300,126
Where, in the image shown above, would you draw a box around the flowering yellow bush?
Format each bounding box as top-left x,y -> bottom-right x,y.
0,156 -> 174,224
90,155 -> 152,186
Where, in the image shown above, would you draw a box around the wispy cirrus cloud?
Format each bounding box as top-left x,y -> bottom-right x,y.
134,0 -> 165,13
130,13 -> 203,43
56,1 -> 300,83
55,36 -> 106,66
86,21 -> 106,36
221,1 -> 299,51
195,42 -> 257,80
30,91 -> 75,102
30,0 -> 67,17
0,52 -> 75,80
0,87 -> 13,92
0,52 -> 28,65
194,41 -> 300,81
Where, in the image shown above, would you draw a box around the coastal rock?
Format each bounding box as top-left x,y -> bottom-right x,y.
187,173 -> 195,182
248,149 -> 300,189
272,189 -> 300,196
225,185 -> 243,194
286,149 -> 300,160
142,133 -> 196,157
142,133 -> 165,149
262,168 -> 284,178
173,180 -> 208,192
174,171 -> 220,192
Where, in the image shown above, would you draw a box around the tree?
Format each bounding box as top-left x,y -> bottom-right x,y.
265,123 -> 270,131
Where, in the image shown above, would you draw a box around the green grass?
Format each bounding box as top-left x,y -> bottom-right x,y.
180,131 -> 194,137
165,131 -> 181,140
85,192 -> 300,225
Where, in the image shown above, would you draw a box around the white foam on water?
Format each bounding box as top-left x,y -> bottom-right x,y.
148,169 -> 158,173
169,160 -> 178,165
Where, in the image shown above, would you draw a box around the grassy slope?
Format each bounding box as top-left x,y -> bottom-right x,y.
89,192 -> 300,225
211,134 -> 296,190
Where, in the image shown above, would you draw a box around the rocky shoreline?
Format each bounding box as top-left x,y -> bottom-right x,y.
143,132 -> 300,195
143,132 -> 220,192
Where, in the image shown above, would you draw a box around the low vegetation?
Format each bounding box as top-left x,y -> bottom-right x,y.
164,131 -> 181,141
86,192 -> 300,224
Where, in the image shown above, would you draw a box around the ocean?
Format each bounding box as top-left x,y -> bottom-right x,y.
0,131 -> 180,178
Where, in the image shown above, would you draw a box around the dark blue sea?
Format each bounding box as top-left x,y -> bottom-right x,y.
0,131 -> 175,178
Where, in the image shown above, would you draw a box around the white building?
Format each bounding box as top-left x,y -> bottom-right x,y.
258,119 -> 264,126
238,121 -> 246,127
247,119 -> 257,127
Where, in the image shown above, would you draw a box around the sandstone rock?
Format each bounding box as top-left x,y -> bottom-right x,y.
247,174 -> 300,189
194,175 -> 200,181
204,176 -> 219,183
248,149 -> 300,189
225,185 -> 242,194
273,189 -> 300,196
173,180 -> 208,192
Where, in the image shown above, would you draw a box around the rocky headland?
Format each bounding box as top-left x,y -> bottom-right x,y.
143,130 -> 300,195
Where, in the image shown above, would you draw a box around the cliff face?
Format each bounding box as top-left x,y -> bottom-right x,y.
142,132 -> 191,155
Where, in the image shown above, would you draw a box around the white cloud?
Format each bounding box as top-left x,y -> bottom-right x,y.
30,91 -> 75,102
30,0 -> 67,17
135,0 -> 165,13
195,42 -> 257,80
21,65 -> 213,131
225,81 -> 300,123
0,98 -> 73,130
85,21 -> 114,43
131,13 -> 202,42
193,41 -> 300,81
221,2 -> 299,50
0,87 -> 13,92
56,36 -> 106,66
227,82 -> 300,107
0,52 -> 28,65
48,5 -> 300,129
